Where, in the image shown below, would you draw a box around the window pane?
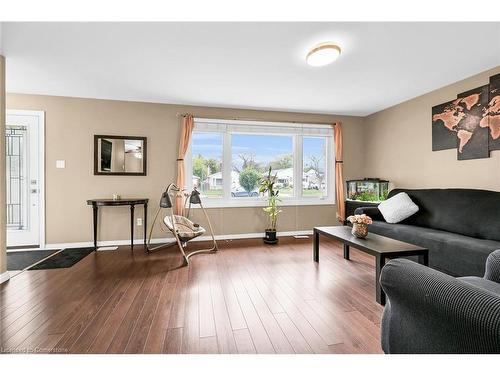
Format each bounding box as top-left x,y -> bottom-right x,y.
192,132 -> 223,198
303,137 -> 326,197
231,134 -> 293,198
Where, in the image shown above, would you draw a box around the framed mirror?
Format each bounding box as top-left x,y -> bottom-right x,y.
94,135 -> 147,176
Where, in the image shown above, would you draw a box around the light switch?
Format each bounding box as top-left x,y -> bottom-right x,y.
56,160 -> 66,169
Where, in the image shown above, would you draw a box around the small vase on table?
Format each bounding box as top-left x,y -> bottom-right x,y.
346,214 -> 373,239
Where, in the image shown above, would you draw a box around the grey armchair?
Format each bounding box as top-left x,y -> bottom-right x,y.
380,250 -> 500,353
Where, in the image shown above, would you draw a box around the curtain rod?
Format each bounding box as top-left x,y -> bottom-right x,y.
175,113 -> 336,126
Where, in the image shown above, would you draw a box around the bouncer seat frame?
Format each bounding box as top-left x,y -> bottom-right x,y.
146,183 -> 218,264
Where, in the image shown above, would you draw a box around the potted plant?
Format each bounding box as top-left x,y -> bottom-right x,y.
346,214 -> 373,238
259,166 -> 282,244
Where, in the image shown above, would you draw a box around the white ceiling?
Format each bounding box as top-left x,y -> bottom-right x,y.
3,22 -> 500,116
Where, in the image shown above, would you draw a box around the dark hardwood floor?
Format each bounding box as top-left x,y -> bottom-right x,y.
0,236 -> 383,354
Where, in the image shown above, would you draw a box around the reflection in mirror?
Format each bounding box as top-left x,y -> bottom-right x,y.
94,135 -> 147,175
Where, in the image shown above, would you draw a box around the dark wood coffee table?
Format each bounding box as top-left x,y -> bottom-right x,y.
313,226 -> 428,305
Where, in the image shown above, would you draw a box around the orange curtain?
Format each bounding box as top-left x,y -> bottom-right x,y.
333,122 -> 345,223
175,114 -> 194,215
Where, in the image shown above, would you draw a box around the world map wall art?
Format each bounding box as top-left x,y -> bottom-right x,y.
432,72 -> 500,160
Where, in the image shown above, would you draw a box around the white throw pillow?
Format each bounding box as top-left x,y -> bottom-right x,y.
378,192 -> 419,224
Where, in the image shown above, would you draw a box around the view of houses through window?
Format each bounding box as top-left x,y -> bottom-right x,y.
303,137 -> 327,197
188,120 -> 333,205
191,132 -> 223,198
231,134 -> 294,198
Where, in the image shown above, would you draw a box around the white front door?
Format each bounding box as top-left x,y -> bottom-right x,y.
5,110 -> 44,248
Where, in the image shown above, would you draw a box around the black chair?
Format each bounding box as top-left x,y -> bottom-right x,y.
380,250 -> 500,353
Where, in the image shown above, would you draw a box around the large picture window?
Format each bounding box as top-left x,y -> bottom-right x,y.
191,132 -> 223,198
231,134 -> 294,198
185,118 -> 334,207
303,137 -> 327,198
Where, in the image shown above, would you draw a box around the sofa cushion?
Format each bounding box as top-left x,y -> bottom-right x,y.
459,276 -> 500,296
354,206 -> 384,221
369,221 -> 500,277
387,188 -> 500,242
378,192 -> 419,223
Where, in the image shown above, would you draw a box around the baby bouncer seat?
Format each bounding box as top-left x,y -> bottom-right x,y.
146,183 -> 218,265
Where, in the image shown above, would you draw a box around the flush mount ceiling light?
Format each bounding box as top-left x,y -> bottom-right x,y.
306,42 -> 341,67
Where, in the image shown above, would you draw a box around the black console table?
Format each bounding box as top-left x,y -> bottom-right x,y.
86,198 -> 149,251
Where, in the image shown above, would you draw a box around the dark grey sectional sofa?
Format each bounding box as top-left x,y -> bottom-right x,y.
380,251 -> 500,353
354,188 -> 500,277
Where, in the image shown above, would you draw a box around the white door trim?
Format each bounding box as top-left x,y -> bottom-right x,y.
6,109 -> 45,249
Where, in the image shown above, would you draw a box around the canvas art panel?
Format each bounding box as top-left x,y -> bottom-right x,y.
485,73 -> 500,150
456,85 -> 490,160
431,72 -> 499,160
432,99 -> 460,151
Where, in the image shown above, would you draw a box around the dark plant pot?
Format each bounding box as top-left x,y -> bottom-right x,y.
263,229 -> 279,245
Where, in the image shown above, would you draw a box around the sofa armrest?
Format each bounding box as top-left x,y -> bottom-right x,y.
484,250 -> 500,283
380,258 -> 500,353
353,206 -> 384,221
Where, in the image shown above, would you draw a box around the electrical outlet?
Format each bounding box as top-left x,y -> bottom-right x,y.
136,218 -> 143,226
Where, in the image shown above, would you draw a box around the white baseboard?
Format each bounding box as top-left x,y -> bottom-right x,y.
44,230 -> 313,250
0,271 -> 11,284
97,246 -> 119,251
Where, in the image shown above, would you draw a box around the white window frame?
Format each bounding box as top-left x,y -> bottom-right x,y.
184,118 -> 335,208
